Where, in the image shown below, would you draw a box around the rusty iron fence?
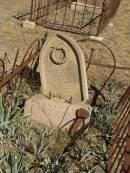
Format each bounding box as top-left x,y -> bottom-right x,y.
14,0 -> 122,36
29,0 -> 106,36
0,38 -> 43,100
107,86 -> 130,173
15,0 -> 121,36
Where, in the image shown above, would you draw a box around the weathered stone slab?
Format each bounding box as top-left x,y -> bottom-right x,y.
39,32 -> 88,103
24,94 -> 92,130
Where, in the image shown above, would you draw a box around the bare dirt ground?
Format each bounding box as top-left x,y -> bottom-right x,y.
0,0 -> 130,102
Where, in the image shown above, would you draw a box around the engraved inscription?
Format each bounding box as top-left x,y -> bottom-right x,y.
46,67 -> 81,101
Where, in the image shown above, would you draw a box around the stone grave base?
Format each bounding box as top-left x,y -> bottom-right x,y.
24,94 -> 92,130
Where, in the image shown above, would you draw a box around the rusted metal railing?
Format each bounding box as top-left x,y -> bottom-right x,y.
123,121 -> 130,173
0,38 -> 43,99
15,0 -> 121,36
107,86 -> 130,173
29,0 -> 106,36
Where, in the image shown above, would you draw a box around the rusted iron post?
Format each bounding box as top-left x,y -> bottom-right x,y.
30,0 -> 34,21
96,2 -> 106,36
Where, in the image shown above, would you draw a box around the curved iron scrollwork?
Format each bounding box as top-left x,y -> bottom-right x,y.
77,39 -> 116,106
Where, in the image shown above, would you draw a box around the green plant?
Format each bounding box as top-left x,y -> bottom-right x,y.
0,81 -> 118,173
0,153 -> 28,173
24,128 -> 53,156
92,100 -> 117,134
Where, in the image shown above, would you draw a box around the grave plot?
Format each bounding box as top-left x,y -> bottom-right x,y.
24,32 -> 92,131
0,33 -> 130,172
1,33 -> 129,131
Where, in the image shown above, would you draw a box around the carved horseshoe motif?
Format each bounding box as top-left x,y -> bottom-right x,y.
50,47 -> 67,65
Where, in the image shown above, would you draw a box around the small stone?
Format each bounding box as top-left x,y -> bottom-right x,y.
108,22 -> 114,27
22,20 -> 35,29
89,36 -> 104,42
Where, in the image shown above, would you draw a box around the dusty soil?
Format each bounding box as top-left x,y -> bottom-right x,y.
0,0 -> 130,103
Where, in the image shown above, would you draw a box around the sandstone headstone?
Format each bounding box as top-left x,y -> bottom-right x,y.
24,32 -> 91,131
39,32 -> 89,103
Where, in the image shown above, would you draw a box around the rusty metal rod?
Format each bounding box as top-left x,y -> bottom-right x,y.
123,121 -> 130,172
109,111 -> 130,158
114,148 -> 125,173
80,0 -> 88,30
0,52 -> 39,89
117,86 -> 130,109
89,0 -> 96,34
96,2 -> 106,36
112,98 -> 130,134
111,108 -> 130,144
85,60 -> 130,70
117,96 -> 130,115
30,0 -> 34,21
109,136 -> 126,171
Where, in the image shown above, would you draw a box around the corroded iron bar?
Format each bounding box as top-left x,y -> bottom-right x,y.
107,86 -> 130,173
85,60 -> 130,70
80,0 -> 88,30
112,99 -> 130,135
123,121 -> 130,173
0,52 -> 39,89
110,110 -> 130,157
109,138 -> 126,172
118,86 -> 130,109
